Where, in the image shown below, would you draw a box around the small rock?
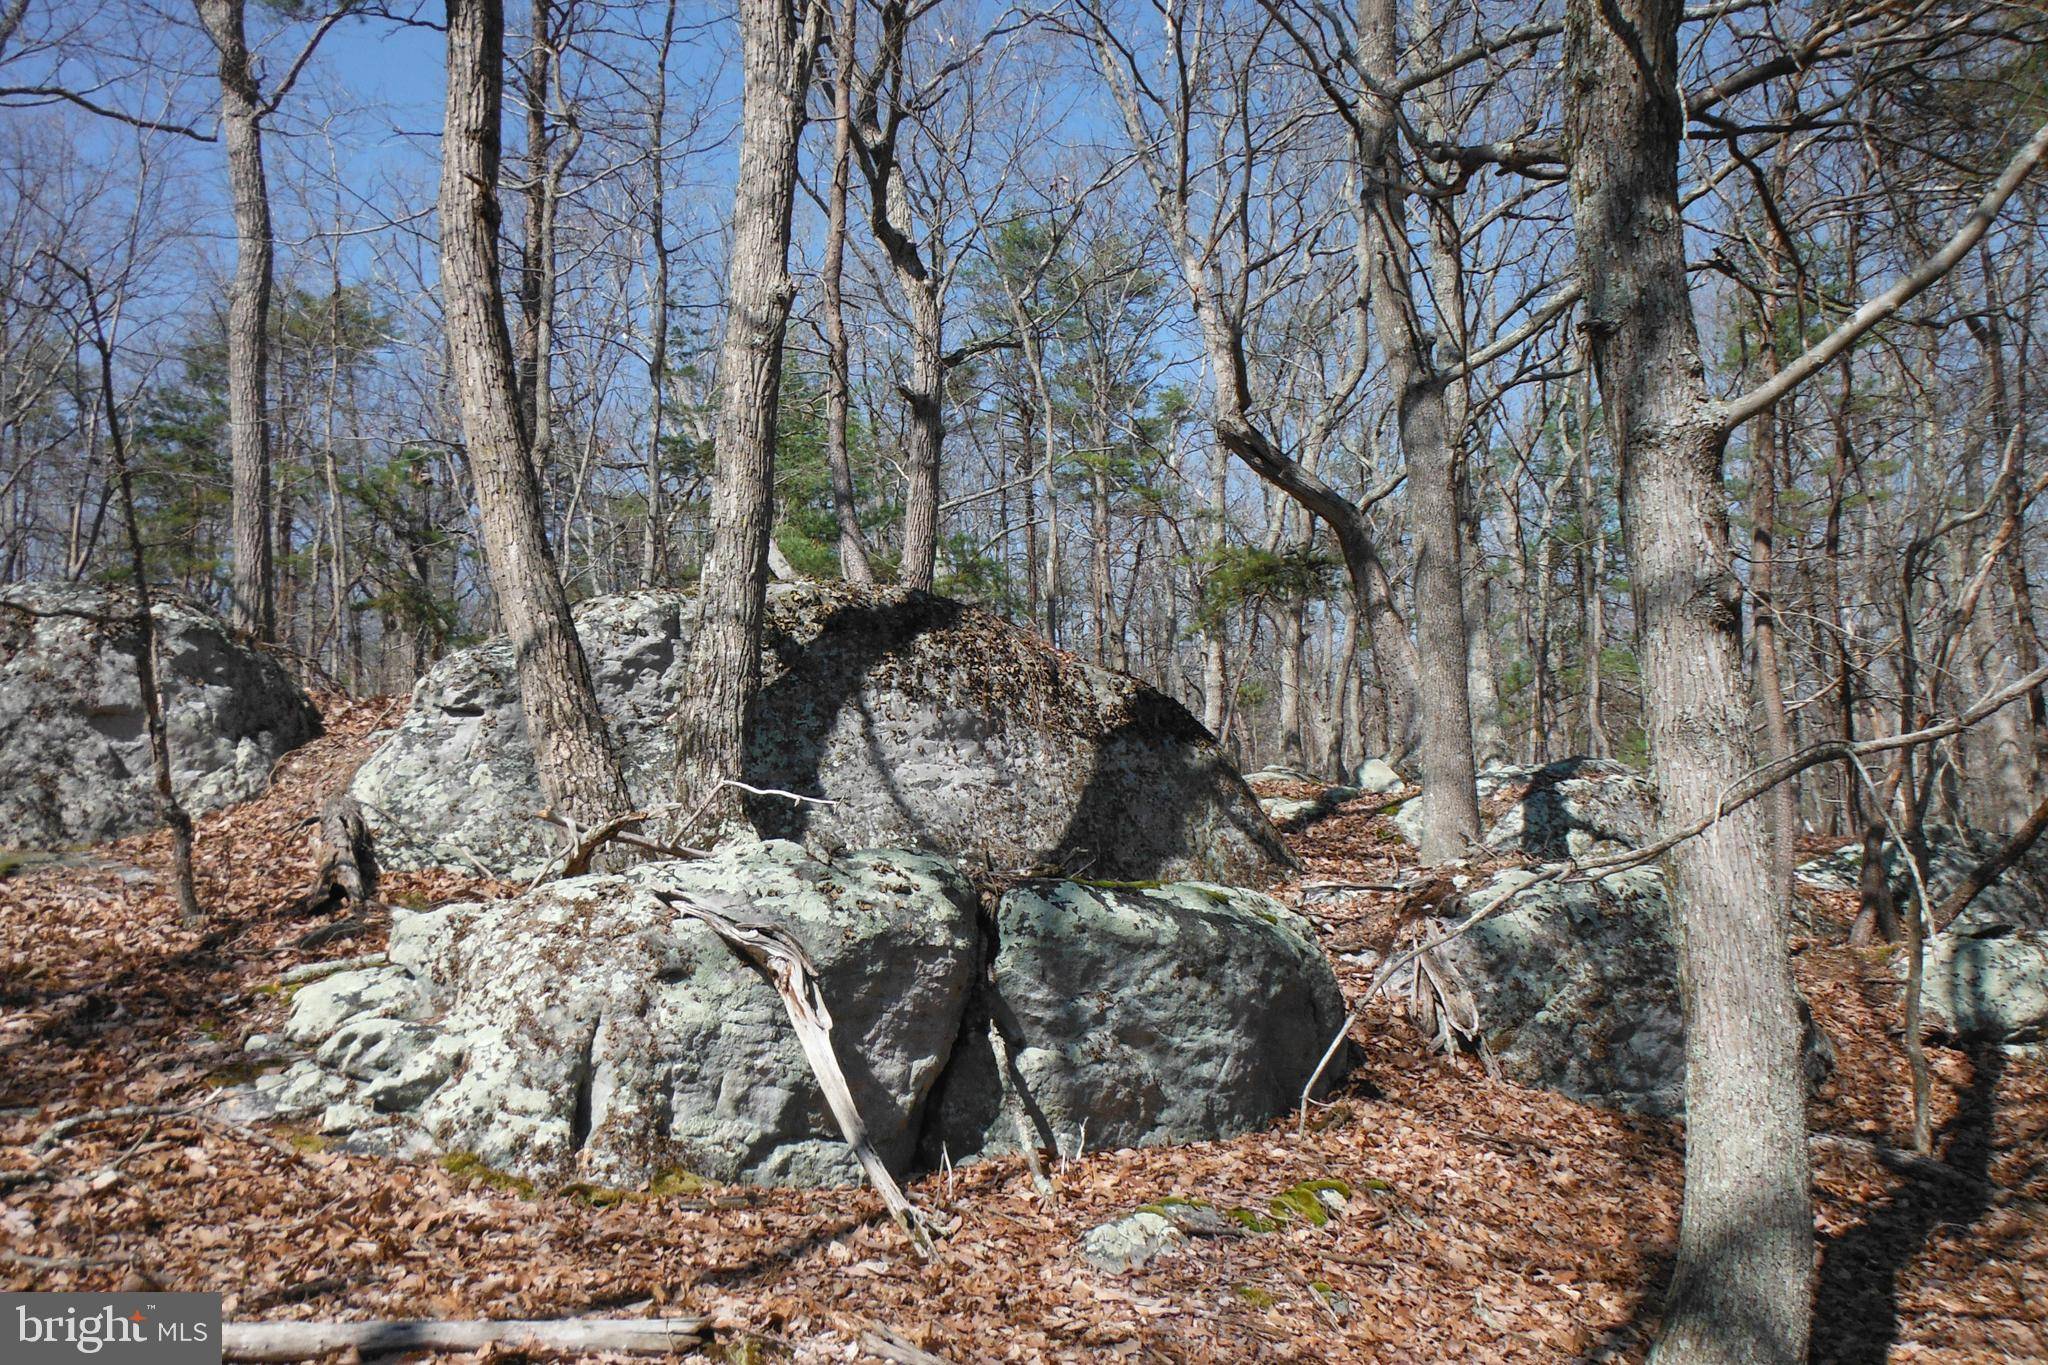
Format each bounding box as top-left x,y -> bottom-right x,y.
1353,758 -> 1404,794
1079,1211 -> 1185,1273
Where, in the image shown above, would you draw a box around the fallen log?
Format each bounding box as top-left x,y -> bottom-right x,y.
221,1316 -> 706,1361
296,794 -> 378,916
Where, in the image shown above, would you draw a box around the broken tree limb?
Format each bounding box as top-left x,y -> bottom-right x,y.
295,794 -> 378,916
532,807 -> 710,880
220,1316 -> 707,1361
857,1322 -> 962,1365
649,886 -> 936,1255
535,783 -> 837,883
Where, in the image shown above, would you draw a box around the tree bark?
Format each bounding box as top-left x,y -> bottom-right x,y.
516,0 -> 552,446
195,0 -> 275,642
440,0 -> 630,828
897,276 -> 944,591
670,0 -> 815,824
1564,1 -> 1812,1359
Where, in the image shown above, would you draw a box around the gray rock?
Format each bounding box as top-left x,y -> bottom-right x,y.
226,846 -> 1356,1190
1421,865 -> 1832,1115
1916,927 -> 2048,1044
923,880 -> 1350,1164
1258,795 -> 1322,825
1353,758 -> 1404,795
350,584 -> 1289,886
246,842 -> 981,1188
1797,824 -> 2048,936
1242,766 -> 1321,786
1395,758 -> 1652,860
1078,1211 -> 1185,1273
0,581 -> 320,849
283,968 -> 423,1044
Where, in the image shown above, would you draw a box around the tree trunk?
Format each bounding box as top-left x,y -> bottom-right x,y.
440,0 -> 630,828
1748,283 -> 1799,903
516,0 -> 551,445
195,0 -> 274,642
80,289 -> 202,923
1577,371 -> 1613,758
639,0 -> 676,586
1278,597 -> 1306,769
821,0 -> 875,587
670,0 -> 813,824
898,276 -> 944,591
1201,440 -> 1229,737
1564,1 -> 1812,1359
1357,0 -> 1478,863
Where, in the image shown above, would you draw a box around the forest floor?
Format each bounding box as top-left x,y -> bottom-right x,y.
3,695 -> 2046,1363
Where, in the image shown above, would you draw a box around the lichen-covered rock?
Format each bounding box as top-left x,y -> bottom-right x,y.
1797,824 -> 2048,935
227,847 -> 1356,1189
1395,758 -> 1652,860
350,584 -> 1289,885
922,880 -> 1350,1164
0,581 -> 320,849
1914,927 -> 2048,1044
1078,1211 -> 1184,1273
232,842 -> 982,1188
1418,865 -> 1832,1115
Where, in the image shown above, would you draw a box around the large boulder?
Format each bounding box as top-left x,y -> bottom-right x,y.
1797,823 -> 2048,935
1915,927 -> 2048,1045
1404,864 -> 1831,1115
1798,826 -> 2048,1045
234,842 -> 982,1187
228,844 -> 1353,1188
350,585 -> 1290,885
923,879 -> 1350,1163
0,581 -> 320,849
1394,758 -> 1652,860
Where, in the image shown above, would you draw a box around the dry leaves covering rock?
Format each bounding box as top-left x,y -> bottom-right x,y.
4,711 -> 2046,1362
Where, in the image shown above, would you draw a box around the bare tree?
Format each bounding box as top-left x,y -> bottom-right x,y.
820,0 -> 875,586
440,0 -> 631,827
671,0 -> 823,822
1563,0 -> 2048,1356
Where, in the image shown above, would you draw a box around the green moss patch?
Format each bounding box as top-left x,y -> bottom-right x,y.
438,1151 -> 537,1199
1268,1177 -> 1353,1227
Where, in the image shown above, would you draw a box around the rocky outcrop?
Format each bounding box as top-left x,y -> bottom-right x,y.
1401,865 -> 1832,1115
1796,823 -> 2048,936
230,842 -> 982,1187
1916,928 -> 2048,1045
922,879 -> 1351,1164
1798,826 -> 2048,1045
350,585 -> 1290,886
1394,758 -> 1652,860
0,581 -> 320,849
227,844 -> 1351,1189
